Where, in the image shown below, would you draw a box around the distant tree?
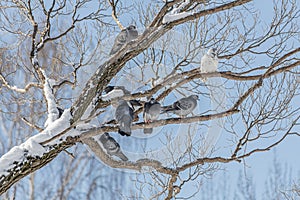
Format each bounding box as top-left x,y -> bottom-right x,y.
236,171 -> 256,200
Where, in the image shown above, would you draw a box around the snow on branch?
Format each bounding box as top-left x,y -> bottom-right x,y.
161,0 -> 252,25
41,70 -> 61,128
0,109 -> 73,178
163,11 -> 194,24
162,0 -> 194,24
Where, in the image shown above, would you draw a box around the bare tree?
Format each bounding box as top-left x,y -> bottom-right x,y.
0,0 -> 299,199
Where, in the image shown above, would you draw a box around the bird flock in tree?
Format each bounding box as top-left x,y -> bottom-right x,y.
99,25 -> 219,161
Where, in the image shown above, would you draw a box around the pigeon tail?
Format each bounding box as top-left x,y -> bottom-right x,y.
130,99 -> 142,107
118,116 -> 132,136
117,152 -> 129,161
118,129 -> 131,136
162,106 -> 179,113
143,128 -> 153,134
110,44 -> 123,55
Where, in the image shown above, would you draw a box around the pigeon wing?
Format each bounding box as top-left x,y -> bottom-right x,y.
105,139 -> 119,153
148,102 -> 161,120
110,29 -> 128,55
116,101 -> 133,136
143,102 -> 151,122
175,99 -> 192,111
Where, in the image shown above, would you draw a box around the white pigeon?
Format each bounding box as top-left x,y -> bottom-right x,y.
200,48 -> 219,82
99,132 -> 128,161
109,25 -> 138,55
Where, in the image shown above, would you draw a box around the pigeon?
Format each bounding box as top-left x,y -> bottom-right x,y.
99,132 -> 128,161
109,25 -> 138,55
162,95 -> 199,117
102,85 -> 130,101
200,48 -> 219,82
143,98 -> 161,134
104,85 -> 130,95
115,99 -> 134,136
103,85 -> 142,108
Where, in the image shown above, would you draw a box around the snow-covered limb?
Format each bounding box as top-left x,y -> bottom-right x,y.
170,0 -> 190,15
162,0 -> 193,24
163,11 -> 194,24
0,109 -> 74,177
41,70 -> 61,128
31,48 -> 39,67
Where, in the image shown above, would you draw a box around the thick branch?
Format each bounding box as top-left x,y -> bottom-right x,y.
78,109 -> 239,140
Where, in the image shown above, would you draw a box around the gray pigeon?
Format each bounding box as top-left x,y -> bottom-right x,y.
162,95 -> 199,117
109,25 -> 138,55
143,98 -> 161,134
99,132 -> 128,161
115,99 -> 134,136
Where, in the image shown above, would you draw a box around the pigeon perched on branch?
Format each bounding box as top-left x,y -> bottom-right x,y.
103,85 -> 142,108
102,85 -> 130,101
200,48 -> 219,81
143,98 -> 161,134
109,25 -> 138,55
99,132 -> 128,161
162,95 -> 199,117
115,100 -> 134,136
104,85 -> 130,95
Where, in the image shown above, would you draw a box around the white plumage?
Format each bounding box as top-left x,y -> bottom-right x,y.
200,48 -> 219,81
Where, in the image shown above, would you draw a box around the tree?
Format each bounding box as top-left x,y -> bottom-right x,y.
0,0 -> 299,199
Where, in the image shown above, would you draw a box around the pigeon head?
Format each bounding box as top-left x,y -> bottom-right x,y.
104,86 -> 114,94
190,95 -> 199,100
104,85 -> 129,95
103,132 -> 110,138
208,48 -> 217,57
149,98 -> 156,104
127,25 -> 136,30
